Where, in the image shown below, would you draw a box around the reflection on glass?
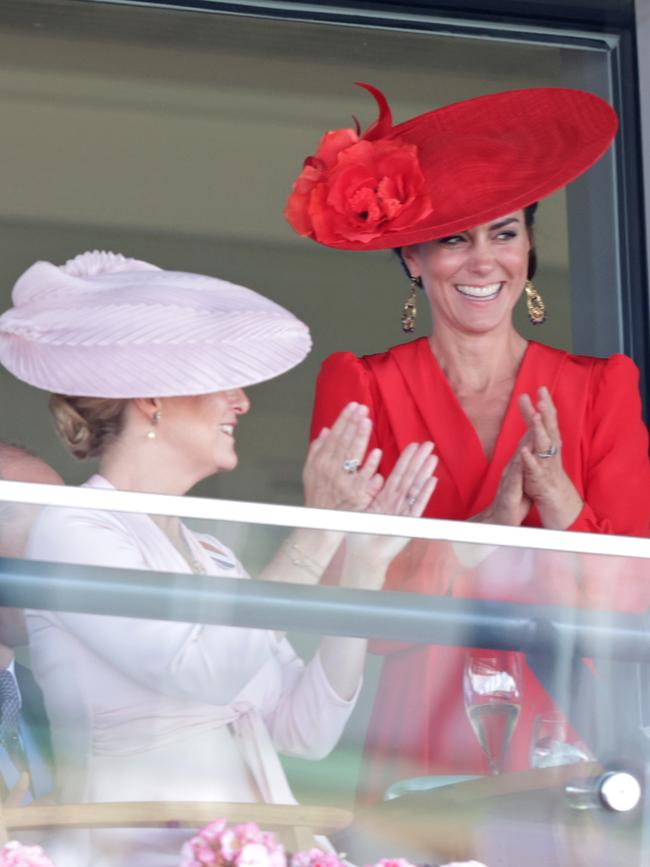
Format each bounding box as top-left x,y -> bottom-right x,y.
0,0 -> 644,863
1,494 -> 650,865
530,711 -> 592,769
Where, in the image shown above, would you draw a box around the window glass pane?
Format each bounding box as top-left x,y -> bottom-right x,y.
0,489 -> 647,864
0,0 -> 615,507
0,2 -> 640,864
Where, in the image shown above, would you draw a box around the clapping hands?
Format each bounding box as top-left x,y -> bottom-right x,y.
303,402 -> 383,511
366,440 -> 438,518
341,437 -> 438,589
302,402 -> 438,591
517,386 -> 583,529
479,387 -> 583,529
303,401 -> 437,517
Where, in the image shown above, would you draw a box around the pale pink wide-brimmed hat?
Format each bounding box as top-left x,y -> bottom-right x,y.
0,251 -> 311,398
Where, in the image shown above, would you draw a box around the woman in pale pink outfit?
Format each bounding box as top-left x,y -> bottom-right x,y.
0,251 -> 437,867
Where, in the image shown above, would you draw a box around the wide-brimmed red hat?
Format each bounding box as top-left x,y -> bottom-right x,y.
284,85 -> 617,251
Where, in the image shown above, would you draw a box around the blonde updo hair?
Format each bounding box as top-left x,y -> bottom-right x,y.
49,395 -> 127,459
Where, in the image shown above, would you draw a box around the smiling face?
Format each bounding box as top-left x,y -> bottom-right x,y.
401,210 -> 531,337
156,388 -> 250,479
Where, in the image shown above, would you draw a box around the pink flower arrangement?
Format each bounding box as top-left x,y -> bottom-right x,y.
0,823 -> 487,867
0,842 -> 56,867
367,861 -> 417,867
179,819 -> 486,867
180,819 -> 287,867
290,849 -> 346,867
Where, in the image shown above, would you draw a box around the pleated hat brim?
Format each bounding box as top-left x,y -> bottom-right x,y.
0,258 -> 311,398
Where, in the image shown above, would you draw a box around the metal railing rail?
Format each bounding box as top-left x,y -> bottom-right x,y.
2,556 -> 649,662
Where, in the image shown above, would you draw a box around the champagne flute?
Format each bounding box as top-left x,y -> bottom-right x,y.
463,649 -> 522,775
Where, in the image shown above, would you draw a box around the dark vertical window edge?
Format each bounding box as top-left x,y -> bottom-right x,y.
610,30 -> 650,412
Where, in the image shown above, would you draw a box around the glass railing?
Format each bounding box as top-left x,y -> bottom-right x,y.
0,479 -> 648,867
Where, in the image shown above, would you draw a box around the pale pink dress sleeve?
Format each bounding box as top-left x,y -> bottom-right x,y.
25,505 -> 282,706
26,503 -> 358,760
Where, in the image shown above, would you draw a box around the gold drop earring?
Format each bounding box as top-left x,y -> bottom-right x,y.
401,276 -> 421,333
525,279 -> 546,325
147,409 -> 161,440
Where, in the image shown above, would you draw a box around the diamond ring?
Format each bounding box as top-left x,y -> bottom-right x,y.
342,458 -> 361,474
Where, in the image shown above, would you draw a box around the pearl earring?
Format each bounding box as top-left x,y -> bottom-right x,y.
147,410 -> 161,440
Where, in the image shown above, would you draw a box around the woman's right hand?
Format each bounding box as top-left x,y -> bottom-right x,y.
518,388 -> 583,529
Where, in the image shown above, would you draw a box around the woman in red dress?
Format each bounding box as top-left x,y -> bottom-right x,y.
284,85 -> 650,800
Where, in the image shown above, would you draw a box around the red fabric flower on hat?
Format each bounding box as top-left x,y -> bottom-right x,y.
285,83 -> 618,252
284,128 -> 359,237
285,85 -> 433,246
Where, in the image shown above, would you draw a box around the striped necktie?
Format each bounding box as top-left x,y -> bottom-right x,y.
0,669 -> 26,772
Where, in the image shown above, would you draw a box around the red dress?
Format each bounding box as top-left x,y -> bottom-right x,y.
310,337 -> 650,801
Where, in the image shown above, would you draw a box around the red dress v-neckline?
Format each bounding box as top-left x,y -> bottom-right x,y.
392,337 -> 544,515
420,336 -> 532,463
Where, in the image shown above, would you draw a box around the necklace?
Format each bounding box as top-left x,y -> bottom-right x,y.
175,527 -> 208,575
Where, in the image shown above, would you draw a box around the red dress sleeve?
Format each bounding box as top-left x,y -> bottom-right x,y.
568,354 -> 650,537
310,352 -> 380,455
310,350 -> 457,616
560,354 -> 650,612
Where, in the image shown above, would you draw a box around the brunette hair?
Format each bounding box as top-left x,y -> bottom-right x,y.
523,202 -> 538,279
49,394 -> 127,460
395,202 -> 539,280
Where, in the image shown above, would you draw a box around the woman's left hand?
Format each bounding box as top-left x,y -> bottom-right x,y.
518,386 -> 583,530
302,402 -> 384,511
366,441 -> 438,518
